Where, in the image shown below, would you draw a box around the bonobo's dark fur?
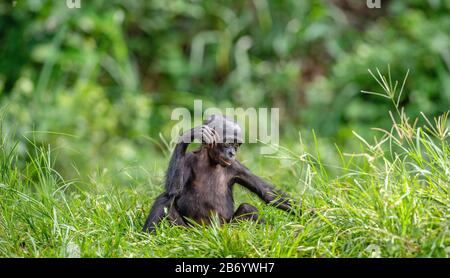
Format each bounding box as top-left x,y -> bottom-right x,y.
143,116 -> 295,233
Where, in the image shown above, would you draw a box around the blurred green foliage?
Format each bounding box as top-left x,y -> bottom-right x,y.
0,0 -> 449,177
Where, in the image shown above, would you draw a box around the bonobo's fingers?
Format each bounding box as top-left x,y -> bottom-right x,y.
201,125 -> 217,145
211,128 -> 220,147
201,126 -> 213,144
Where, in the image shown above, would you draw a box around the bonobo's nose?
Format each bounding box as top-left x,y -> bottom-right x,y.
227,149 -> 235,159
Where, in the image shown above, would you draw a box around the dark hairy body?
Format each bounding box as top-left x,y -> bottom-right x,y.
143,118 -> 295,232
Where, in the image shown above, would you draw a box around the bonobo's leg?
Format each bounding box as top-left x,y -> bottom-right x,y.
143,193 -> 186,233
231,203 -> 265,224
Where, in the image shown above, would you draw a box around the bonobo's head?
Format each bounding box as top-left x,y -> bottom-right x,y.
203,115 -> 243,167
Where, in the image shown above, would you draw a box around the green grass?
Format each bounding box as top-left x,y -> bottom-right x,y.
0,70 -> 449,258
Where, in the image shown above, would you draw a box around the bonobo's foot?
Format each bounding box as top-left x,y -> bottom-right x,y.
232,203 -> 266,224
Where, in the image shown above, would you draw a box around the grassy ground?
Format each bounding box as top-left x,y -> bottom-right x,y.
0,72 -> 449,258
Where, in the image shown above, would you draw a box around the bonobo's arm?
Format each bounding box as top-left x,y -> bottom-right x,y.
143,125 -> 219,232
166,125 -> 219,197
234,161 -> 295,212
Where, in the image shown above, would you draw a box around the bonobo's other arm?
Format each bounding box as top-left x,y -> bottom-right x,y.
234,161 -> 295,212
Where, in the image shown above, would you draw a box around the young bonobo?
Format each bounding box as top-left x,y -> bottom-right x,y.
143,115 -> 295,233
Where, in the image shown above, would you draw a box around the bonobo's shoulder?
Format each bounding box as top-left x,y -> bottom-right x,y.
185,149 -> 204,163
189,148 -> 203,158
184,151 -> 196,161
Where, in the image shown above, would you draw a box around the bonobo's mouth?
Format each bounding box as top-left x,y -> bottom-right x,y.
219,157 -> 232,166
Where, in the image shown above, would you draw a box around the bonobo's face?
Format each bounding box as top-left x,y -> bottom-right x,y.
208,142 -> 241,167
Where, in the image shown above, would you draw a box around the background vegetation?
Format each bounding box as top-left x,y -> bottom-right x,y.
0,0 -> 449,257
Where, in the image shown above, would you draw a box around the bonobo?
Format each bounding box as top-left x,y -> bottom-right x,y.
143,115 -> 295,232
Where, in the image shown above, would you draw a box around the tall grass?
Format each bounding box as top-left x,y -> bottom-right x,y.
0,69 -> 449,257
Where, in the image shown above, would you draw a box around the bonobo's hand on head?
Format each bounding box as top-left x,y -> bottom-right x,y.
203,115 -> 243,167
178,123 -> 220,146
203,115 -> 243,144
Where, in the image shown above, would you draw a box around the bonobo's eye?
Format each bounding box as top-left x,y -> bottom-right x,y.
223,143 -> 232,148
